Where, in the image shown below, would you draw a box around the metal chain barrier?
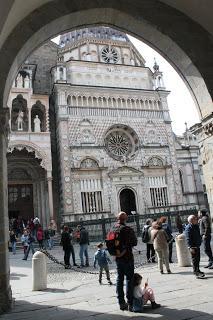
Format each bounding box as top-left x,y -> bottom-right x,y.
40,248 -> 157,275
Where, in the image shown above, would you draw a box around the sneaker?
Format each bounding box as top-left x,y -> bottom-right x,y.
198,270 -> 205,275
196,272 -> 205,279
119,302 -> 128,311
204,263 -> 213,268
167,269 -> 172,274
160,270 -> 164,274
73,263 -> 78,267
80,264 -> 85,268
151,301 -> 161,309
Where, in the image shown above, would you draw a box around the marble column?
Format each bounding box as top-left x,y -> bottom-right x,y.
45,107 -> 49,132
0,108 -> 12,313
40,181 -> 47,228
47,171 -> 54,221
28,107 -> 31,132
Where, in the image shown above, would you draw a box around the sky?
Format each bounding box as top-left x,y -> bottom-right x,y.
129,36 -> 200,135
52,34 -> 200,135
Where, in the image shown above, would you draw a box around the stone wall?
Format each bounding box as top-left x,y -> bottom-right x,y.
28,42 -> 58,95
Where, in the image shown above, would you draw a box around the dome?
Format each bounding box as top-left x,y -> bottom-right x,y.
59,27 -> 129,47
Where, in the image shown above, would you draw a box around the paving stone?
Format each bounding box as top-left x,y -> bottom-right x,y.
1,242 -> 213,320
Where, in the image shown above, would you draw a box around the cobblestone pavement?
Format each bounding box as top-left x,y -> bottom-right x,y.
1,239 -> 213,320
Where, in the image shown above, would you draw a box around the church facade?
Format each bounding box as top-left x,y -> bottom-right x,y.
7,27 -> 206,225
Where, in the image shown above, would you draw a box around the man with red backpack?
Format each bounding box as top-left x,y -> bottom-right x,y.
106,211 -> 137,311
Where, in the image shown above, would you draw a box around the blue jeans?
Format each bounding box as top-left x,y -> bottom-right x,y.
24,243 -> 35,260
11,241 -> 16,254
49,237 -> 54,249
79,244 -> 89,266
116,259 -> 134,306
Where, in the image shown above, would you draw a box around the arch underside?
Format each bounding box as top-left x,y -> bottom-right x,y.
0,0 -> 213,120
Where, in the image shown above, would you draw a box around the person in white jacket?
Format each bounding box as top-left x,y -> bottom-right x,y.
132,273 -> 161,312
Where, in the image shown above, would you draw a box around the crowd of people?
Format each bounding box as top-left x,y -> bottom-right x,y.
8,209 -> 212,314
9,216 -> 56,259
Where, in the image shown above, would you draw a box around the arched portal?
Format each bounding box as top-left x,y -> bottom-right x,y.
7,148 -> 49,225
1,2 -> 213,117
119,188 -> 137,215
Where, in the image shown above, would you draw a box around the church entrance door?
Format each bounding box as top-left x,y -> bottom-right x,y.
119,188 -> 136,215
8,184 -> 34,221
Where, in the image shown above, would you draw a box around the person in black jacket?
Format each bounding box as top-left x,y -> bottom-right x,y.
185,215 -> 205,279
199,210 -> 213,269
115,212 -> 138,311
61,226 -> 75,269
79,226 -> 89,267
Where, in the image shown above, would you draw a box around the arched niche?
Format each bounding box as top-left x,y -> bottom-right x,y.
80,157 -> 99,169
148,156 -> 164,167
31,100 -> 46,132
11,94 -> 28,131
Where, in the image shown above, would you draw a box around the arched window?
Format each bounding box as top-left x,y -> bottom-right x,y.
67,95 -> 71,106
80,158 -> 99,169
179,170 -> 185,193
148,156 -> 164,167
31,100 -> 46,132
11,95 -> 28,131
59,67 -> 64,80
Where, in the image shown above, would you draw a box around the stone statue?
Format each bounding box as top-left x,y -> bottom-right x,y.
16,111 -> 24,131
34,115 -> 41,132
16,73 -> 23,88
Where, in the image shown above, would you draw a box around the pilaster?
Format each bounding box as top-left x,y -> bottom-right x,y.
0,108 -> 12,313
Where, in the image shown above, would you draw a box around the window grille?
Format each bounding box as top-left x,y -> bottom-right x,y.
81,191 -> 103,213
150,187 -> 168,207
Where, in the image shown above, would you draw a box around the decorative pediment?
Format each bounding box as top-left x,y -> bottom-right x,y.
108,166 -> 143,178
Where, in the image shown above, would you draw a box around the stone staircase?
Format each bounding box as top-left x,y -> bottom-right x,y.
11,233 -> 62,251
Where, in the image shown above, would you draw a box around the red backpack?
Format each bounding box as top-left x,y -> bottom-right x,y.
106,224 -> 124,256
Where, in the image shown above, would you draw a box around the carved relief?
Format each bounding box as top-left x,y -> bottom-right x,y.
148,156 -> 164,167
7,141 -> 49,170
80,158 -> 99,168
75,119 -> 96,145
80,129 -> 96,144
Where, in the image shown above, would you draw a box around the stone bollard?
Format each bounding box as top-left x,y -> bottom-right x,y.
175,234 -> 191,267
32,251 -> 47,291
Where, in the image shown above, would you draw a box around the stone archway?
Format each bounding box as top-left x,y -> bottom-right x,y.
1,1 -> 213,117
1,0 -> 213,313
119,188 -> 137,215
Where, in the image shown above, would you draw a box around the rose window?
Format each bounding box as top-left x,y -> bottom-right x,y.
107,132 -> 130,156
105,125 -> 140,161
101,46 -> 119,63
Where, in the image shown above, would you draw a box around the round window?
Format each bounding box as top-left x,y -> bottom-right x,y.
105,125 -> 139,161
101,46 -> 119,63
